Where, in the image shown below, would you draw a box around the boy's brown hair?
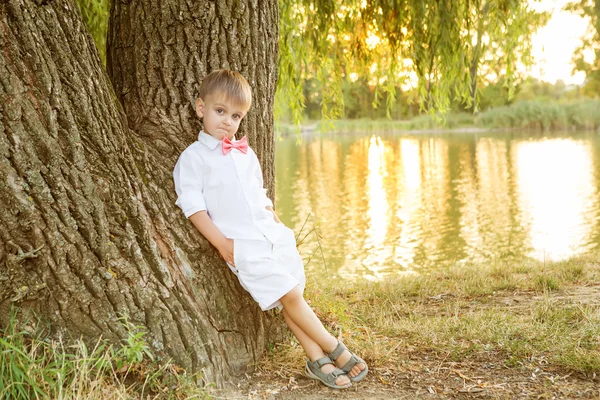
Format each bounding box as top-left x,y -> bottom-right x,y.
198,69 -> 252,109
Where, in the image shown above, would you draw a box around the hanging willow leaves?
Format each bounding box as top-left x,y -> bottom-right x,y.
566,0 -> 600,96
278,0 -> 549,120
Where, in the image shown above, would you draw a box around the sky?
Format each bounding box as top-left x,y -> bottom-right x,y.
529,0 -> 591,84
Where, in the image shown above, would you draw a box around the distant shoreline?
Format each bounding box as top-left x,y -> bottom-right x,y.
275,99 -> 600,137
275,121 -> 598,138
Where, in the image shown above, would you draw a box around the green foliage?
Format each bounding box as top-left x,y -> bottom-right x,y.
73,0 -> 549,121
477,98 -> 600,130
477,77 -> 577,111
0,309 -> 209,400
276,94 -> 600,135
303,75 -> 586,122
75,0 -> 109,64
114,314 -> 155,367
514,79 -> 570,102
566,0 -> 600,97
277,0 -> 549,121
302,77 -> 418,120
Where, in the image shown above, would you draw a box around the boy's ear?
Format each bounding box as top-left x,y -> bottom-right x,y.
195,98 -> 205,119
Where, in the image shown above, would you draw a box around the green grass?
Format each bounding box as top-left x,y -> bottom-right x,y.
0,311 -> 210,400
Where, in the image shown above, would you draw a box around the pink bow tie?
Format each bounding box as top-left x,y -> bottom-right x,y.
222,136 -> 248,155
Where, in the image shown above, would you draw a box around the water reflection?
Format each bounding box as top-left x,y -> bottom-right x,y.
513,139 -> 598,260
275,132 -> 600,279
455,138 -> 526,263
363,136 -> 389,279
394,139 -> 421,272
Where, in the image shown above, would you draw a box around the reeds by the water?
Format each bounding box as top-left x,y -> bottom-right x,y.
276,99 -> 600,135
478,99 -> 600,131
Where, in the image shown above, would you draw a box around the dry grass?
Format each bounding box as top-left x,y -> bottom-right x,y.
259,253 -> 600,376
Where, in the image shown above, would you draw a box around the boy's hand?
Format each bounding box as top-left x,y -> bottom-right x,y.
217,238 -> 235,266
188,212 -> 235,266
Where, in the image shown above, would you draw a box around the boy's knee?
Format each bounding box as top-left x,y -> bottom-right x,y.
280,286 -> 303,306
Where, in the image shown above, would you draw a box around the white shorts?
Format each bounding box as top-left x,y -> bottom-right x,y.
229,227 -> 306,311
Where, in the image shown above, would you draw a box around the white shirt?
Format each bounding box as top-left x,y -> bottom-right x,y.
173,131 -> 283,243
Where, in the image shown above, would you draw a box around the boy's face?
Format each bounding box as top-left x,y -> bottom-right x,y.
196,92 -> 249,140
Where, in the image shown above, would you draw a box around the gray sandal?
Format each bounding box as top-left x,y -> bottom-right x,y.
305,356 -> 352,389
328,341 -> 369,382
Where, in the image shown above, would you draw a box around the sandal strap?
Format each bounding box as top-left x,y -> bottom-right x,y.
306,358 -> 347,384
307,356 -> 334,369
328,341 -> 347,361
322,368 -> 346,384
340,354 -> 362,373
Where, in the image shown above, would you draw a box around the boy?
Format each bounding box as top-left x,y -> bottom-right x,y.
173,69 -> 367,389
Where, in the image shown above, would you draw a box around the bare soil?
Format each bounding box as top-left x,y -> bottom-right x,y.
213,286 -> 600,399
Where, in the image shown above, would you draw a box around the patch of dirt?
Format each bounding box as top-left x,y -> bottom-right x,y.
531,284 -> 600,306
215,362 -> 599,399
420,284 -> 600,315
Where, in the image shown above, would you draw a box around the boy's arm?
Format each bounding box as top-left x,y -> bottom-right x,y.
174,151 -> 234,266
189,211 -> 235,266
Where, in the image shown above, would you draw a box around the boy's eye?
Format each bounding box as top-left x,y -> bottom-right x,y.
233,114 -> 240,120
216,108 -> 224,114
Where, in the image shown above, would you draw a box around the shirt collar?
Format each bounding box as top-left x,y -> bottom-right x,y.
197,130 -> 221,150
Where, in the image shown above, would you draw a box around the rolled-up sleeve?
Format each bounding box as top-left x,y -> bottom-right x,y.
173,150 -> 207,218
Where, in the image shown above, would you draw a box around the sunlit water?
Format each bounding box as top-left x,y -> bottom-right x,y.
274,131 -> 600,280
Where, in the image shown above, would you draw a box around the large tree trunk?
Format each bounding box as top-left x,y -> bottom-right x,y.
0,0 -> 280,386
107,0 -> 278,190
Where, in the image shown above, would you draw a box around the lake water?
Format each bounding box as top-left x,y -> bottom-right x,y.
274,131 -> 600,280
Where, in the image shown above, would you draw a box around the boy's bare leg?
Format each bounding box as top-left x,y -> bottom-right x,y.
282,309 -> 350,386
279,287 -> 366,378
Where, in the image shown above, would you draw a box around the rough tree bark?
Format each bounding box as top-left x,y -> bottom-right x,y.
0,0 -> 280,385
